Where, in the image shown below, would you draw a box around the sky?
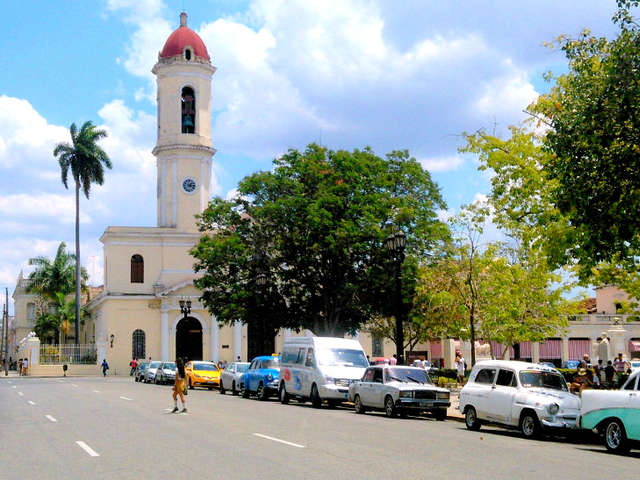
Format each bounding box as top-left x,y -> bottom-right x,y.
0,0 -> 626,312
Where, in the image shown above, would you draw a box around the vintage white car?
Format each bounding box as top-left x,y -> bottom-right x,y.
348,365 -> 450,419
579,369 -> 640,453
459,360 -> 580,438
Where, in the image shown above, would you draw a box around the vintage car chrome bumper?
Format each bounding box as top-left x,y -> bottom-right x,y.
395,398 -> 451,409
540,414 -> 578,429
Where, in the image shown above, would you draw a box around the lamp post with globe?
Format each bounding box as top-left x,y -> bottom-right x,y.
385,230 -> 407,365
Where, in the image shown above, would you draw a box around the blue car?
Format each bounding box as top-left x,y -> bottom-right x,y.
241,356 -> 280,401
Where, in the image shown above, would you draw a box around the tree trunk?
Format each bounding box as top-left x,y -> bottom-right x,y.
75,180 -> 81,347
469,303 -> 476,367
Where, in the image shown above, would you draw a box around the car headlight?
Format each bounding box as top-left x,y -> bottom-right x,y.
547,403 -> 560,415
324,376 -> 335,384
436,392 -> 450,400
399,390 -> 414,398
266,374 -> 273,381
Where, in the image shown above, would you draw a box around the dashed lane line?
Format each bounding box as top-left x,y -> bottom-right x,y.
76,441 -> 100,457
71,384 -> 78,387
17,392 -> 23,396
93,390 -> 100,393
120,396 -> 133,401
28,401 -> 35,405
253,433 -> 305,448
45,415 -> 57,423
11,386 -> 16,389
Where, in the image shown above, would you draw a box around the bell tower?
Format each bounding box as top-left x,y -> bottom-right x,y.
152,12 -> 216,232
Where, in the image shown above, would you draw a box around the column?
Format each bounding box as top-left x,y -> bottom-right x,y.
561,337 -> 569,366
233,321 -> 242,361
443,338 -> 456,369
161,308 -> 169,361
210,315 -> 219,363
532,342 -> 540,363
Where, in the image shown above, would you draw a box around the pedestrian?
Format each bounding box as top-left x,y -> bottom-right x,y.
236,356 -> 241,362
605,360 -> 615,386
18,358 -> 23,376
583,353 -> 592,368
455,351 -> 465,385
101,359 -> 109,377
22,357 -> 28,376
172,357 -> 187,413
613,352 -> 626,373
389,354 -> 398,366
129,358 -> 137,376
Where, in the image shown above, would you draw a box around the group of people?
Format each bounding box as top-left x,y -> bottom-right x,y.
569,352 -> 633,394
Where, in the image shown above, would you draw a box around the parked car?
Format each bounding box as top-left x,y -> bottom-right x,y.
563,360 -> 581,369
185,361 -> 220,390
145,361 -> 162,383
459,360 -> 581,439
540,362 -> 557,369
241,356 -> 280,400
579,369 -> 640,453
349,365 -> 450,419
155,361 -> 176,385
220,362 -> 250,395
279,337 -> 369,408
135,362 -> 149,382
630,361 -> 640,372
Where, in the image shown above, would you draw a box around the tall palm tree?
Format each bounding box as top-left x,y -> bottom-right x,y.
54,121 -> 112,345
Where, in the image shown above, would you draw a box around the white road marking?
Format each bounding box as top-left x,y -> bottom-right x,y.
28,401 -> 35,405
93,390 -> 100,393
12,386 -> 16,389
71,384 -> 78,387
119,396 -> 133,401
45,415 -> 57,423
76,441 -> 100,457
253,433 -> 305,448
164,408 -> 173,411
17,392 -> 23,396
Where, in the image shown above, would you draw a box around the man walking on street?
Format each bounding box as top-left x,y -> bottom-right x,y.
129,358 -> 137,376
456,351 -> 465,385
101,359 -> 109,377
172,357 -> 187,413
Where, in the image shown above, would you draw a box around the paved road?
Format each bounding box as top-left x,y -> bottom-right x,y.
1,376 -> 638,480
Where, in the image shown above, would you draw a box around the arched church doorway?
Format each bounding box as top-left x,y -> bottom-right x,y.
176,316 -> 203,362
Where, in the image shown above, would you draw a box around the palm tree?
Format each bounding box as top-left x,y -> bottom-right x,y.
28,242 -> 78,301
54,121 -> 112,345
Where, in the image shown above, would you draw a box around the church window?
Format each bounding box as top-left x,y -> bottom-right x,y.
181,87 -> 195,134
185,48 -> 192,61
131,254 -> 144,283
132,329 -> 145,359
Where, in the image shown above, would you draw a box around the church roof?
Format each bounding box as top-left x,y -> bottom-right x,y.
160,12 -> 210,61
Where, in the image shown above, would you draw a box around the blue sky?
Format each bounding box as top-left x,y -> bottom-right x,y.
0,0 -> 624,309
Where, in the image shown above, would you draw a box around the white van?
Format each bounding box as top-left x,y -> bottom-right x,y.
279,336 -> 369,408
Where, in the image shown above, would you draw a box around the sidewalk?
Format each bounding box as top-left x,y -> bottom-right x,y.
447,392 -> 464,421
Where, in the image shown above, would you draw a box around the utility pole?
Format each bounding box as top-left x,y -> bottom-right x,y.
3,288 -> 9,376
1,302 -> 5,373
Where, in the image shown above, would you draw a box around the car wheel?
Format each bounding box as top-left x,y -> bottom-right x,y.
257,383 -> 267,401
242,383 -> 249,398
354,394 -> 366,414
520,411 -> 541,439
464,406 -> 481,431
604,419 -> 630,453
434,408 -> 447,421
279,383 -> 290,404
154,375 -> 159,385
384,395 -> 396,418
219,380 -> 225,395
188,378 -> 194,390
310,384 -> 322,409
232,381 -> 238,396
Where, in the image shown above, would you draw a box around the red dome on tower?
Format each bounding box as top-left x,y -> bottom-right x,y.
160,12 -> 210,61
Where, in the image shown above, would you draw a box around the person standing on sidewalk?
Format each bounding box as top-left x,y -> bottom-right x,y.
455,351 -> 465,385
22,357 -> 28,376
172,357 -> 187,413
129,358 -> 137,376
101,359 -> 109,377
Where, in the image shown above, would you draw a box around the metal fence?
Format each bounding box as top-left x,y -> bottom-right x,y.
40,344 -> 97,365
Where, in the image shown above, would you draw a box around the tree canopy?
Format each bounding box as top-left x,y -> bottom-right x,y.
193,144 -> 448,338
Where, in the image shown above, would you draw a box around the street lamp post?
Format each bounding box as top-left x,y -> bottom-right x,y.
386,230 -> 407,365
179,299 -> 192,319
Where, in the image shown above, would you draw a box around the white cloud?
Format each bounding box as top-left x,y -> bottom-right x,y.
420,155 -> 464,172
0,194 -> 92,224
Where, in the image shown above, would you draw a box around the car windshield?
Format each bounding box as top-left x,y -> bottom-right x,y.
519,370 -> 568,391
149,362 -> 161,368
236,364 -> 249,373
164,363 -> 176,370
262,359 -> 279,369
385,367 -> 432,384
193,363 -> 218,371
317,348 -> 368,368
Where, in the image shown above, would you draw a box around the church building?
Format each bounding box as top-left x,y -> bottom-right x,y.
85,13 -> 248,374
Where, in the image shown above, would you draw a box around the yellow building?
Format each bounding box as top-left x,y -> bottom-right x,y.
85,13 -> 248,375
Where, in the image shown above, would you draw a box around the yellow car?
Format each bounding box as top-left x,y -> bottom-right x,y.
185,361 -> 221,390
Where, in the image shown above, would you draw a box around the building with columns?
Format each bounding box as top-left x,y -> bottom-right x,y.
85,13 -> 249,374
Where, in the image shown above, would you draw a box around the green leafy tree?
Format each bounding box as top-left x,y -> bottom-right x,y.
54,121 -> 111,345
193,144 -> 448,341
528,0 -> 640,275
28,242 -> 81,301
